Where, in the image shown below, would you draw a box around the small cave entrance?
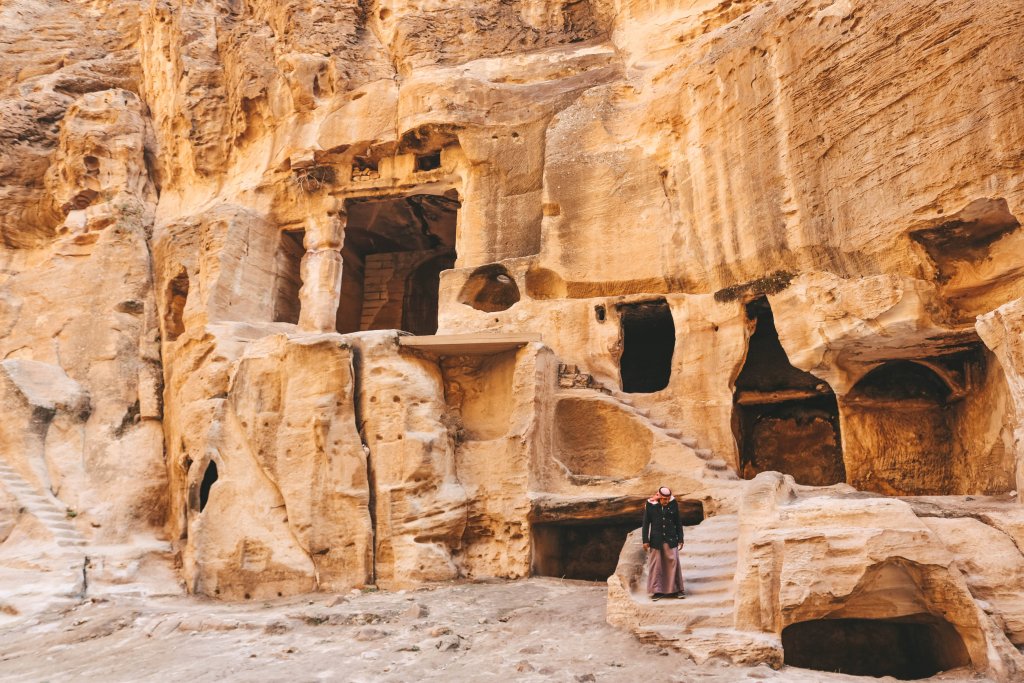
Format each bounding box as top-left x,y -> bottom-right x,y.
199,460 -> 218,513
531,501 -> 704,581
457,264 -> 521,312
619,299 -> 675,393
336,193 -> 459,335
782,616 -> 971,679
733,297 -> 844,486
531,520 -> 638,581
273,229 -> 305,324
164,267 -> 190,342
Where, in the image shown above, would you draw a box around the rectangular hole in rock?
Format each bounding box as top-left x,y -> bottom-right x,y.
415,151 -> 441,172
273,229 -> 305,324
619,299 -> 674,393
531,520 -> 640,581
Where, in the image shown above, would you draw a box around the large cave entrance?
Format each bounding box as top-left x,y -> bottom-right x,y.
841,347 -> 1015,496
734,298 -> 844,485
336,193 -> 459,335
782,616 -> 971,679
619,299 -> 675,393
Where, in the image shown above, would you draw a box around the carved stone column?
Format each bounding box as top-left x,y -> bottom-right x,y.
298,212 -> 345,332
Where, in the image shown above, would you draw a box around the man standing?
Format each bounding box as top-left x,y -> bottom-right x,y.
642,486 -> 685,601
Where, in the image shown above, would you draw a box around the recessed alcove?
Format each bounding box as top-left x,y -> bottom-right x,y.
273,229 -> 304,324
415,151 -> 441,172
531,520 -> 639,581
336,194 -> 459,335
457,264 -> 520,312
841,347 -> 1015,495
164,267 -> 190,342
734,297 -> 844,485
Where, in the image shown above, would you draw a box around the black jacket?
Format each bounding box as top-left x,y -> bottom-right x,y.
642,499 -> 684,547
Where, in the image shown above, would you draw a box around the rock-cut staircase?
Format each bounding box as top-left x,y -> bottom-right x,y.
622,516 -> 745,651
0,459 -> 87,551
559,371 -> 738,481
677,513 -> 739,619
0,458 -> 88,612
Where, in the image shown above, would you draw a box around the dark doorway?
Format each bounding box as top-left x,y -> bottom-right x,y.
273,229 -> 304,324
619,299 -> 675,393
199,461 -> 218,513
532,521 -> 637,581
734,298 -> 844,485
336,194 -> 459,334
782,616 -> 971,679
531,501 -> 704,581
404,253 -> 456,335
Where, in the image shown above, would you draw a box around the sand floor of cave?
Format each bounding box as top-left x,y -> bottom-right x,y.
0,577 -> 989,682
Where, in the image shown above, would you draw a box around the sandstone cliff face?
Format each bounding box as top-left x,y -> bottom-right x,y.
1,0 -> 1024,678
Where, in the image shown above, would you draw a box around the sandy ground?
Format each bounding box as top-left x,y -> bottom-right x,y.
0,577 -> 995,683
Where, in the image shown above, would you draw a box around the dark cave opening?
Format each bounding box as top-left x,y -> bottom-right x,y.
199,461 -> 218,513
782,616 -> 971,679
531,520 -> 637,581
619,299 -> 675,393
734,297 -> 844,486
531,501 -> 704,581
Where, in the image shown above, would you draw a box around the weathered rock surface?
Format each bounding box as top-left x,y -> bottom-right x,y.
1,0 -> 1023,679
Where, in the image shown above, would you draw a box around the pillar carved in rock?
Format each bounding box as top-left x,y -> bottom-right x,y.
298,212 -> 345,332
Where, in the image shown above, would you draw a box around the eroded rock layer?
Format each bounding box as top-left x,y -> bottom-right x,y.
1,0 -> 1023,679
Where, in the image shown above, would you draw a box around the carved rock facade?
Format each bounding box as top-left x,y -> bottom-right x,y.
1,0 -> 1024,679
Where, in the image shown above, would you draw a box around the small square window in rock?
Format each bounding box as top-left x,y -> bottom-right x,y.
415,151 -> 441,172
594,305 -> 606,322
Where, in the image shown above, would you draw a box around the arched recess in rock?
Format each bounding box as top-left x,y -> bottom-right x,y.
841,347 -> 1015,495
732,297 -> 844,486
457,264 -> 521,313
403,252 -> 456,335
781,559 -> 987,679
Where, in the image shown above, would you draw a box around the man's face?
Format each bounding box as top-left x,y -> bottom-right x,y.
658,493 -> 670,505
